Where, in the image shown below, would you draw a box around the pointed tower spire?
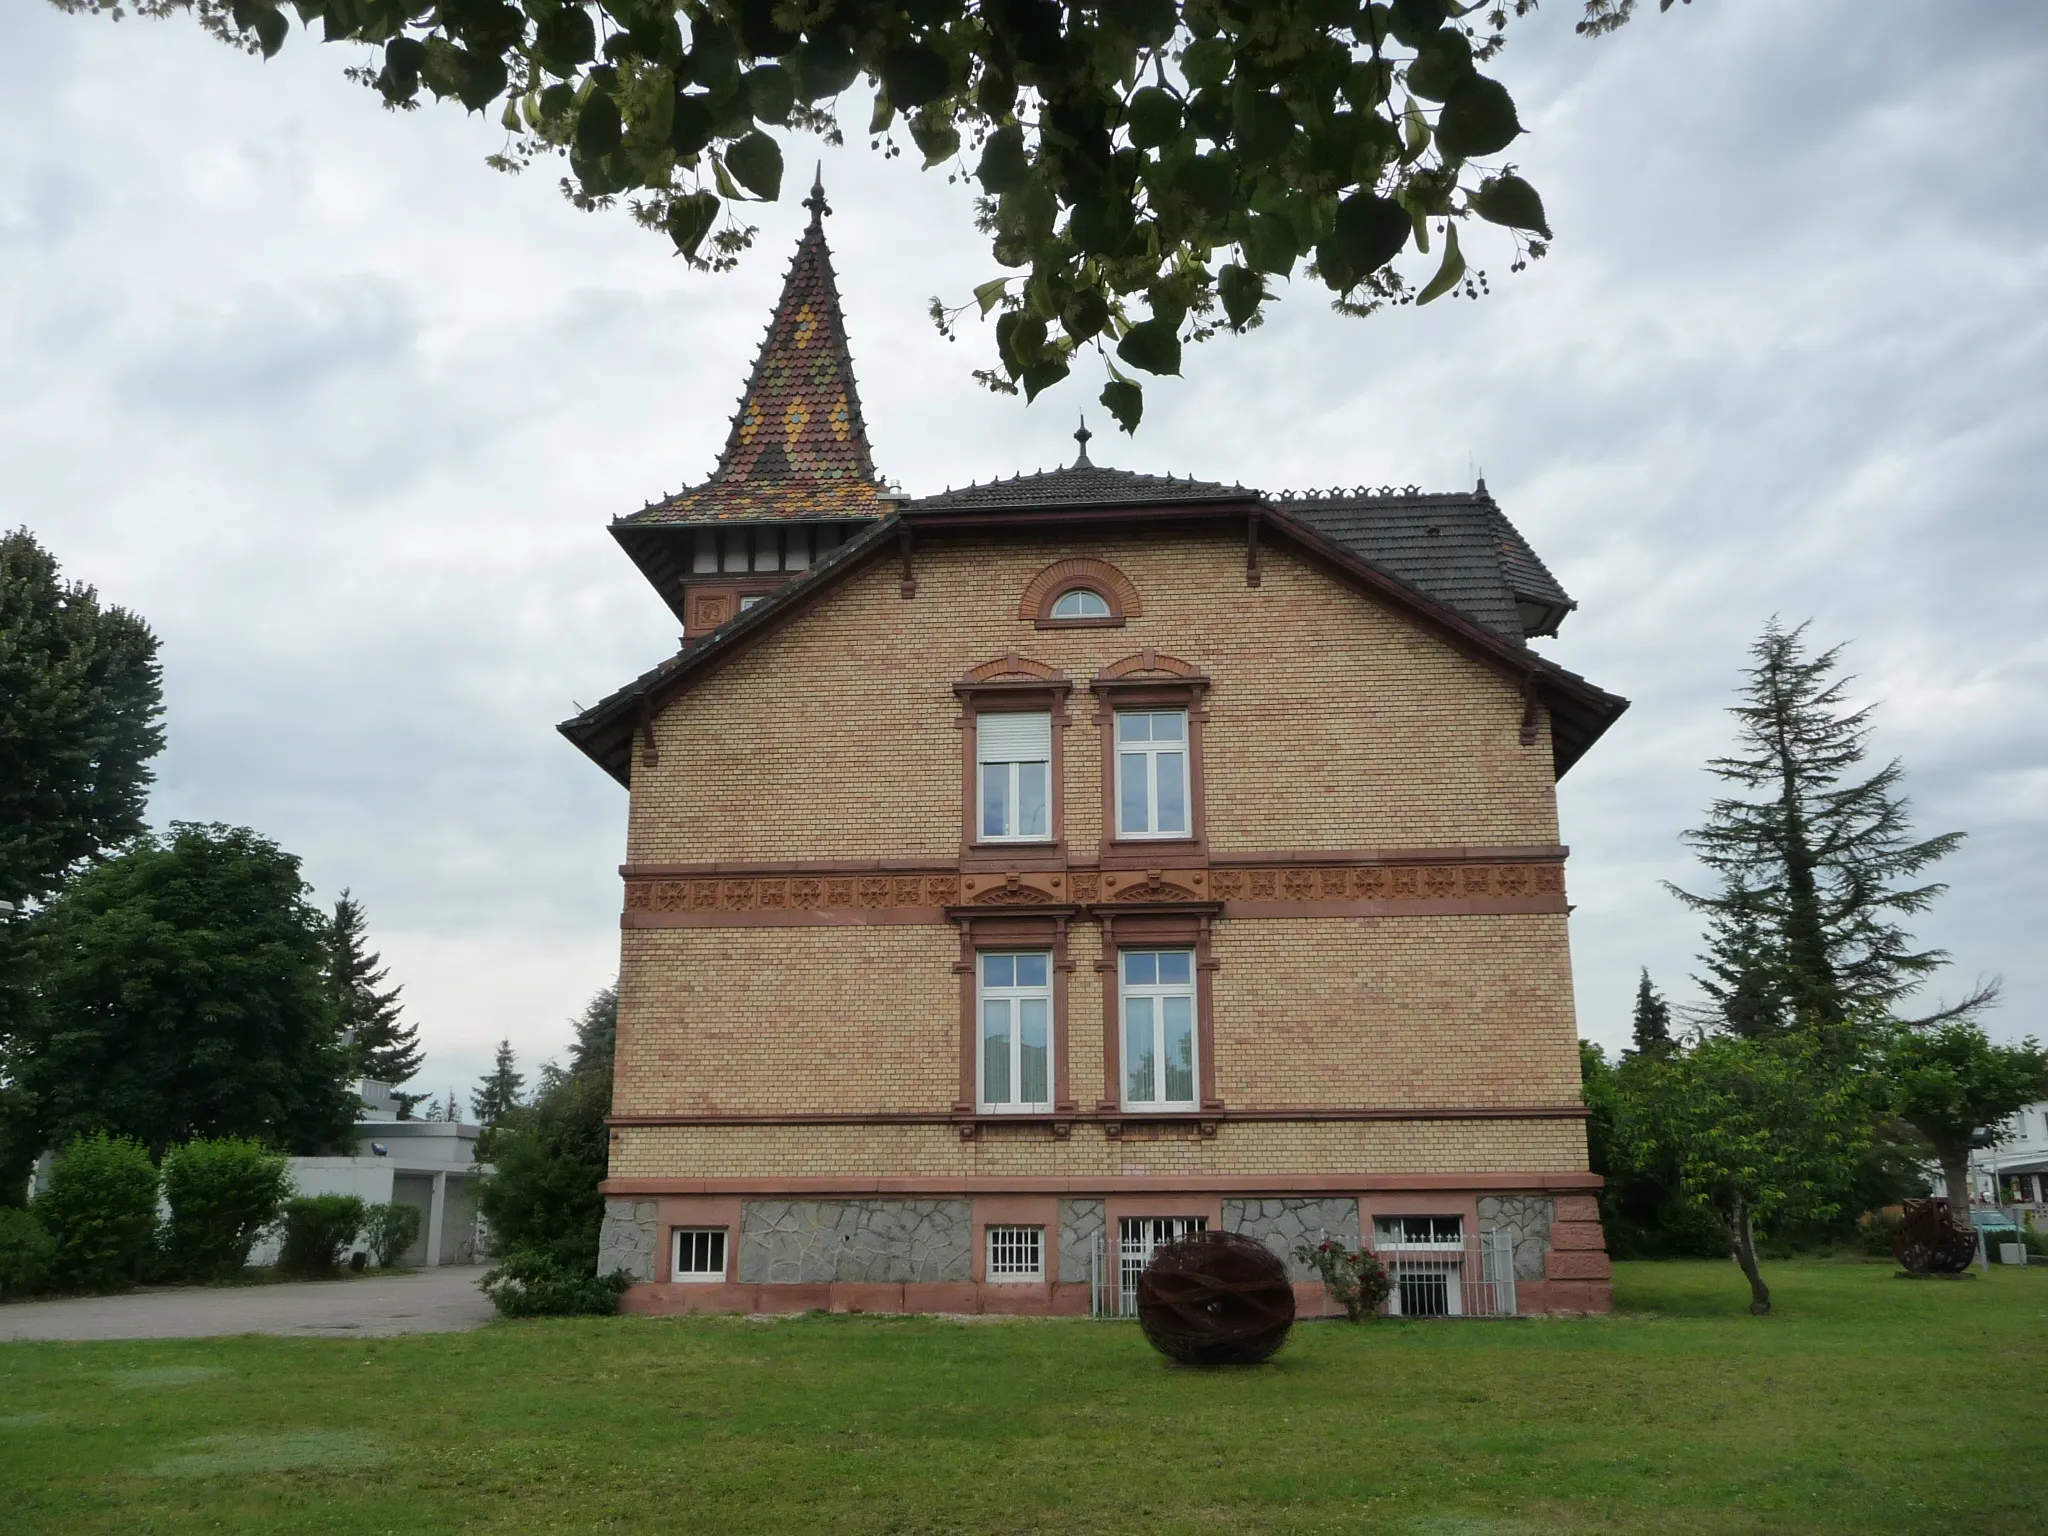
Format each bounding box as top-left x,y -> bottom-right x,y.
623,177 -> 886,523
1072,415 -> 1093,468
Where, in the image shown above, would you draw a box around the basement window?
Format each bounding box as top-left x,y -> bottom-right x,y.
672,1227 -> 728,1282
986,1226 -> 1045,1282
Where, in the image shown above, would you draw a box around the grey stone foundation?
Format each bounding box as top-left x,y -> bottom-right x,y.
738,1199 -> 972,1284
595,1199 -> 659,1282
1057,1199 -> 1106,1283
1223,1197 -> 1361,1281
1477,1195 -> 1554,1281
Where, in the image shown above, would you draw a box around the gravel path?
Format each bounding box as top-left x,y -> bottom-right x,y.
0,1265 -> 495,1341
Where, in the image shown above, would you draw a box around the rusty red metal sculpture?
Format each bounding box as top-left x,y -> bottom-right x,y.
1136,1229 -> 1297,1365
1891,1197 -> 1978,1275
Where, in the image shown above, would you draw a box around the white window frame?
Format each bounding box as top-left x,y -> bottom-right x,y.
1050,587 -> 1111,618
985,1225 -> 1045,1282
977,951 -> 1054,1114
976,710 -> 1053,843
1118,948 -> 1198,1111
1114,709 -> 1191,839
1118,1215 -> 1206,1315
1374,1215 -> 1465,1317
671,1226 -> 729,1283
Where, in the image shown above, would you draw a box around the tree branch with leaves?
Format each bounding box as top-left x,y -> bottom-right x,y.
47,0 -> 1620,431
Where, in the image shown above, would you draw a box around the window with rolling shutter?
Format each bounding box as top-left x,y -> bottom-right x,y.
977,711 -> 1052,841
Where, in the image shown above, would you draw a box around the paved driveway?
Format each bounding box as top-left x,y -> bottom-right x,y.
0,1265 -> 496,1342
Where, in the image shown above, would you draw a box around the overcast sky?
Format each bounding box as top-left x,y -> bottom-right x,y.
5,2 -> 2042,1106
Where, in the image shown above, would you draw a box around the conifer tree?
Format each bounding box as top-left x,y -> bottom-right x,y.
470,1041 -> 524,1132
1670,621 -> 1963,1035
1630,969 -> 1673,1055
325,890 -> 424,1113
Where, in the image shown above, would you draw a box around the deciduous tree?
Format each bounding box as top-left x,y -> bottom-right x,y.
0,528 -> 164,908
1627,1030 -> 1878,1314
1886,1023 -> 2047,1216
2,823 -> 357,1167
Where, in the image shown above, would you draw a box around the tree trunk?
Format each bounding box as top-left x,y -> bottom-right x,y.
1938,1149 -> 1972,1213
1730,1195 -> 1771,1315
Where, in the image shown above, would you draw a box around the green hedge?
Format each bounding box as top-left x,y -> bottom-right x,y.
479,1251 -> 633,1317
363,1201 -> 423,1268
279,1195 -> 366,1276
0,1207 -> 55,1299
36,1133 -> 159,1292
160,1138 -> 292,1280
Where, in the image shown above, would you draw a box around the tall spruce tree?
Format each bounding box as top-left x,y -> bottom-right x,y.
1630,969 -> 1673,1055
326,890 -> 424,1112
470,1040 -> 524,1135
1670,621 -> 1963,1035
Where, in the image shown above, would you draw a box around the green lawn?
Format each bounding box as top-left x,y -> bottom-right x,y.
3,1260 -> 2044,1534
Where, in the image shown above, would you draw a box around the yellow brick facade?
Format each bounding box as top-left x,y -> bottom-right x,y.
609,528 -> 1590,1188
625,532 -> 1559,865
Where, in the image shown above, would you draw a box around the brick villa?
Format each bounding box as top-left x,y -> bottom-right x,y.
561,182 -> 1628,1317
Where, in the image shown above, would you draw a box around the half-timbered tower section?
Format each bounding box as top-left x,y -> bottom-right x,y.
562,196 -> 1629,1318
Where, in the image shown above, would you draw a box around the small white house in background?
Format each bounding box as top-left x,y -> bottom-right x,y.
248,1080 -> 491,1268
1929,1099 -> 2048,1228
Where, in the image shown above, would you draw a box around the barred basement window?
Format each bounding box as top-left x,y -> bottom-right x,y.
986,1225 -> 1045,1282
672,1227 -> 728,1282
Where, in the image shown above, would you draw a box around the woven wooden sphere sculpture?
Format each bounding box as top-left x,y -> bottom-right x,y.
1136,1230 -> 1296,1365
1891,1198 -> 1978,1275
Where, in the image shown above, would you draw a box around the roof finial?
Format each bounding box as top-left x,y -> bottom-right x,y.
803,164 -> 829,225
1073,414 -> 1093,468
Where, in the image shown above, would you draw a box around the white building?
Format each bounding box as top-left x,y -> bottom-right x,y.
248,1081 -> 491,1267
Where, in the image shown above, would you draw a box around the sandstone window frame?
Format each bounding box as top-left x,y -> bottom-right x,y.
952,913 -> 1078,1127
1095,909 -> 1223,1120
976,950 -> 1055,1115
1090,656 -> 1209,868
974,710 -> 1054,844
985,1224 -> 1046,1282
1020,556 -> 1140,630
955,660 -> 1073,871
1117,947 -> 1200,1111
670,1226 -> 730,1283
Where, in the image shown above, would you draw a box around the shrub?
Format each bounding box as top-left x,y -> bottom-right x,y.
160,1138 -> 292,1280
278,1195 -> 366,1275
0,1207 -> 56,1299
480,1250 -> 632,1318
35,1133 -> 159,1292
2020,1226 -> 2048,1261
1293,1238 -> 1394,1322
363,1201 -> 423,1268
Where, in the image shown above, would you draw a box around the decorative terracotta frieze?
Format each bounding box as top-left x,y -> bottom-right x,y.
621,856 -> 1565,927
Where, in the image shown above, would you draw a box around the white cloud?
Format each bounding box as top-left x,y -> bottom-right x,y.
5,0 -> 2043,1100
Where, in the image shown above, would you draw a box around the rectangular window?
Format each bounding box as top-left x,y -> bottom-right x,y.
1118,1215 -> 1206,1315
1119,949 -> 1197,1110
671,1227 -> 728,1282
979,951 -> 1053,1112
977,711 -> 1052,842
986,1225 -> 1045,1282
1114,710 -> 1190,838
1374,1215 -> 1465,1318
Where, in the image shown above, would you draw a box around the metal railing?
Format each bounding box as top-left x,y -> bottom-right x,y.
1379,1228 -> 1517,1317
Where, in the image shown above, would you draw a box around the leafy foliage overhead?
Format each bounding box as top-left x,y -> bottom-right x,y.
51,0 -> 1628,433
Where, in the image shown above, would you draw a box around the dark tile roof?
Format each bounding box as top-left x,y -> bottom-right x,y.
1274,485 -> 1575,641
908,460 -> 1252,512
618,181 -> 889,526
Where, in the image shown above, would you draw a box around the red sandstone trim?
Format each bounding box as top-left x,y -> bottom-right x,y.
605,1104 -> 1590,1128
600,1171 -> 1604,1196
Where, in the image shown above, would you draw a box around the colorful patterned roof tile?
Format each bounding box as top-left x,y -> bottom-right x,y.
620,176 -> 888,525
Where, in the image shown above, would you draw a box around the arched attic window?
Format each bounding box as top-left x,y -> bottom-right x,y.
1051,588 -> 1112,619
1020,557 -> 1140,629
